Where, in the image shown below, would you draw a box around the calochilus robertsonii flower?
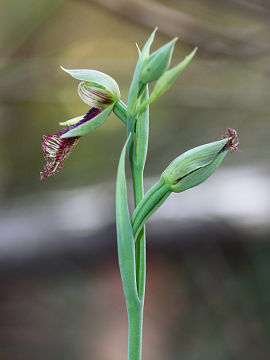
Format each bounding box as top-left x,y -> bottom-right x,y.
40,67 -> 121,180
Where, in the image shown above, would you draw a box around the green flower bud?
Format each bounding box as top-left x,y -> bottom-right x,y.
140,37 -> 177,84
148,47 -> 197,104
161,130 -> 238,193
136,47 -> 197,115
131,129 -> 239,238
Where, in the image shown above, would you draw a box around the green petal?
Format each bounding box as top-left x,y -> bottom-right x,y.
60,104 -> 114,138
60,66 -> 120,99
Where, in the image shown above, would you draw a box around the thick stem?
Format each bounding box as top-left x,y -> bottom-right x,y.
128,304 -> 143,360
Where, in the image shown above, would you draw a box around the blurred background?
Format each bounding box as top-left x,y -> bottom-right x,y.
1,0 -> 270,359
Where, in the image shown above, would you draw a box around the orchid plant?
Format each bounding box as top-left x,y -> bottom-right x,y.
40,28 -> 238,360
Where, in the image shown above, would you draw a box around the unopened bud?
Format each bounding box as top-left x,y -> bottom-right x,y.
161,130 -> 239,193
148,47 -> 197,104
140,38 -> 177,84
132,130 -> 239,238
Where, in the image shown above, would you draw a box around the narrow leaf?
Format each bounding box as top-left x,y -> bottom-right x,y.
116,137 -> 139,305
136,85 -> 149,169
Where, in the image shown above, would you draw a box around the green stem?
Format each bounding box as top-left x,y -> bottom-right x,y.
128,304 -> 143,360
129,120 -> 146,359
113,99 -> 128,124
129,161 -> 145,360
132,180 -> 164,226
132,180 -> 171,239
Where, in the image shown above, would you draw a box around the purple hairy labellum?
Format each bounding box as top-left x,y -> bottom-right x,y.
40,107 -> 101,180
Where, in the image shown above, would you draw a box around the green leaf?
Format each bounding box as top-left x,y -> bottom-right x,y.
136,85 -> 149,170
60,104 -> 114,138
116,136 -> 139,306
60,66 -> 120,99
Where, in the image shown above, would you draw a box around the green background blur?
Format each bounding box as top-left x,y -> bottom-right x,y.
1,1 -> 270,359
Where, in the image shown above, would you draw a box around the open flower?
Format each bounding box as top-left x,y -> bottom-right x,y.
40,68 -> 120,180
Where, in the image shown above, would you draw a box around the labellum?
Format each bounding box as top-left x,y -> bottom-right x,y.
40,107 -> 101,180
